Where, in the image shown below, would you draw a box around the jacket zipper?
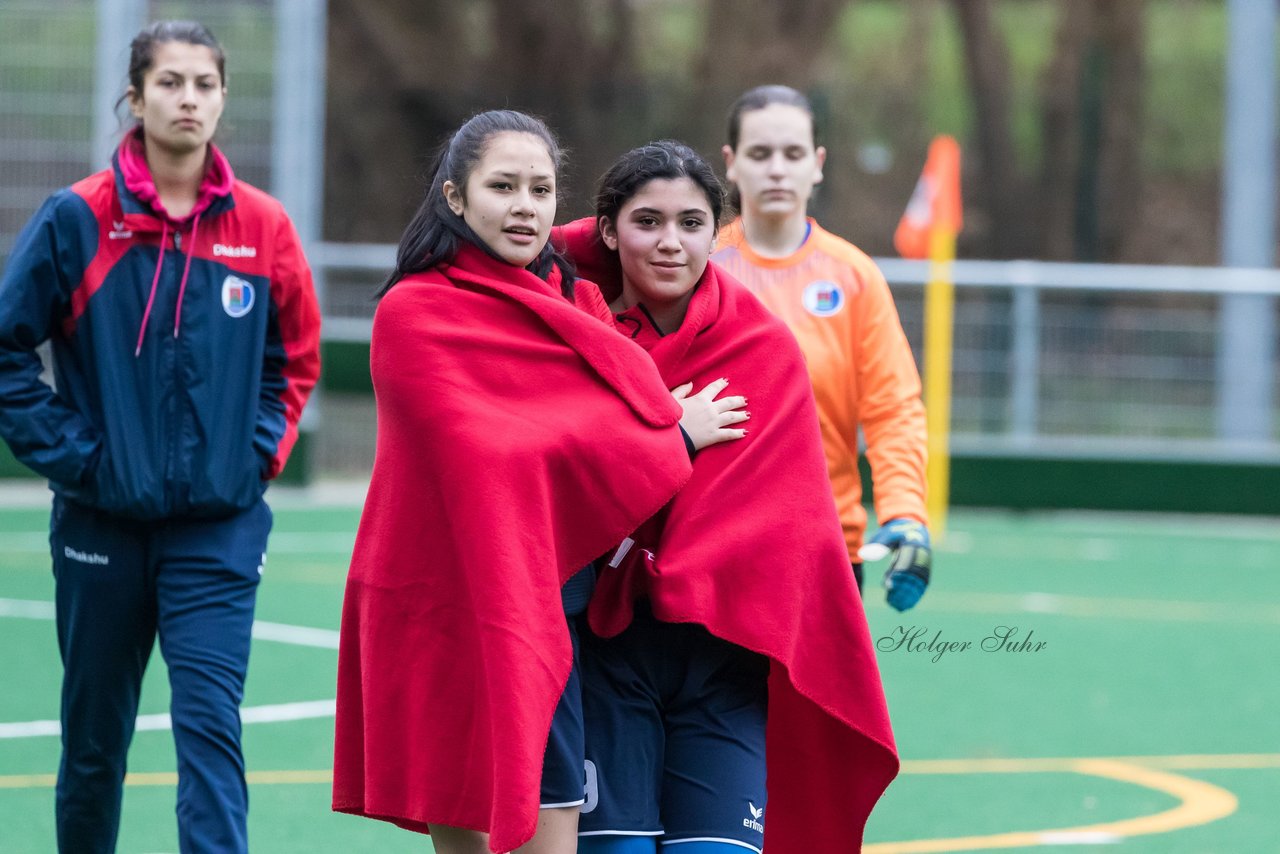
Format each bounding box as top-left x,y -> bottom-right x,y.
165,229 -> 185,514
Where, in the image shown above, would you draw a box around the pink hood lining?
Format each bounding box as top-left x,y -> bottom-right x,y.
116,128 -> 234,356
117,126 -> 234,227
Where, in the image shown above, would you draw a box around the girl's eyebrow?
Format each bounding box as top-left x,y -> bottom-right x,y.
154,70 -> 220,80
486,170 -> 555,182
629,206 -> 709,217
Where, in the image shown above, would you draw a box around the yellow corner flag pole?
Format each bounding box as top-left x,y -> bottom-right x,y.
924,226 -> 957,538
894,135 -> 962,539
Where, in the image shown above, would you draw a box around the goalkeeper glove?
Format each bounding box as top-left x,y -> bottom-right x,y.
858,518 -> 931,611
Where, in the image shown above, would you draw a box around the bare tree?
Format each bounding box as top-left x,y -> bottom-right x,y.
1039,2 -> 1095,260
326,0 -> 1149,261
952,0 -> 1034,257
325,0 -> 645,238
1094,0 -> 1145,261
486,0 -> 643,210
688,0 -> 848,157
952,0 -> 1146,260
325,0 -> 479,241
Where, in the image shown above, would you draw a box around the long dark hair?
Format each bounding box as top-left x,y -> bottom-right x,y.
115,21 -> 227,127
380,110 -> 574,297
594,140 -> 725,228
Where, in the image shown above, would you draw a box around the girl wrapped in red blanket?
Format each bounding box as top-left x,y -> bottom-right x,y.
332,113 -> 746,854
556,141 -> 899,854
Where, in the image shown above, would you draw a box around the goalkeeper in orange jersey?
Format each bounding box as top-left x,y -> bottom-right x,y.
713,84 -> 931,611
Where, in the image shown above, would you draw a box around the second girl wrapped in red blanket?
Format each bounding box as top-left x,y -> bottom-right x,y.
556,141 -> 899,854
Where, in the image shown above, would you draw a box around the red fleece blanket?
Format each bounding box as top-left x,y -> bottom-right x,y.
557,220 -> 900,851
332,242 -> 691,853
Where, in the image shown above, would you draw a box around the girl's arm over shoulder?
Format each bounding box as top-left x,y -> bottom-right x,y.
572,278 -> 614,325
672,378 -> 749,452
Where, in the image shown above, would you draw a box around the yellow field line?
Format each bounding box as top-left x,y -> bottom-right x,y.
3,753 -> 1276,791
865,755 -> 1254,853
2,754 -> 1270,852
1068,759 -> 1237,837
1139,753 -> 1280,770
0,774 -> 55,789
900,752 -> 1280,774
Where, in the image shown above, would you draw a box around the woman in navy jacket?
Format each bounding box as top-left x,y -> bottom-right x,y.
0,20 -> 320,853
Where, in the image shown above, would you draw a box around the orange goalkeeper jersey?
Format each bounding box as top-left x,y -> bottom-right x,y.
713,218 -> 928,558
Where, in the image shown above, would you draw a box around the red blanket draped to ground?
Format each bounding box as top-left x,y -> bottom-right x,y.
557,220 -> 900,851
332,242 -> 691,853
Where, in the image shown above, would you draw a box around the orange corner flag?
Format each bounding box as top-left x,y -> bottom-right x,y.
894,135 -> 963,259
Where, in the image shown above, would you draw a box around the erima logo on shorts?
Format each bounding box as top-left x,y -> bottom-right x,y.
64,547 -> 109,565
802,279 -> 844,317
743,801 -> 764,833
222,275 -> 255,318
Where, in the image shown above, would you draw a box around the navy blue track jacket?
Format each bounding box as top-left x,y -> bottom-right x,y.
0,131 -> 321,520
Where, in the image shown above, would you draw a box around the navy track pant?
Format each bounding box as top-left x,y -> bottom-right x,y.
49,496 -> 271,854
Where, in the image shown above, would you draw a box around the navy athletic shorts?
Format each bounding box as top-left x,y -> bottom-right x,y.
576,602 -> 769,850
540,565 -> 595,808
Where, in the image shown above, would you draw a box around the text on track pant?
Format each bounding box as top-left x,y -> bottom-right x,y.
49,496 -> 272,854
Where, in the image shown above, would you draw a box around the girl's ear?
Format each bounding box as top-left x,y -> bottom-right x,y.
813,145 -> 827,187
127,86 -> 144,120
443,180 -> 465,216
598,216 -> 619,251
722,144 -> 737,184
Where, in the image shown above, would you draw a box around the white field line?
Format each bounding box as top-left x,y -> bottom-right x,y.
2,531 -> 355,553
1037,831 -> 1123,845
0,481 -> 370,509
0,598 -> 54,619
0,599 -> 340,648
0,699 -> 336,740
0,598 -> 340,738
251,620 -> 339,649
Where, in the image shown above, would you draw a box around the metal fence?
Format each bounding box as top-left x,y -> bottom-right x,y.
874,259 -> 1280,461
1,0 -> 326,471
0,0 -> 281,261
5,2 -> 1280,482
313,246 -> 1280,477
1,3 -> 96,261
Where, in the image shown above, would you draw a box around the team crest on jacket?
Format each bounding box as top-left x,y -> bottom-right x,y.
802,279 -> 844,317
221,275 -> 255,318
